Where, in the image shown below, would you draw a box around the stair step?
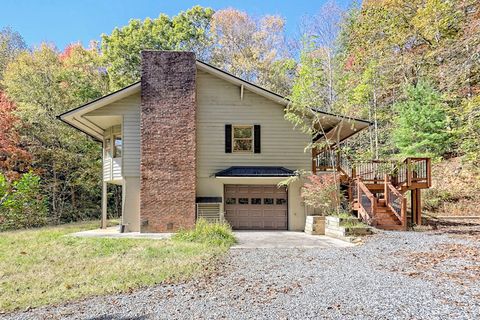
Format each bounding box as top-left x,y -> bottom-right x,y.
375,211 -> 396,216
375,218 -> 402,225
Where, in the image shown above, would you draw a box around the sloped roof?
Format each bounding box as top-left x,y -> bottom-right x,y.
215,166 -> 295,177
58,57 -> 371,143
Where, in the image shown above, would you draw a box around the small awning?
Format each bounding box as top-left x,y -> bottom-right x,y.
215,166 -> 295,177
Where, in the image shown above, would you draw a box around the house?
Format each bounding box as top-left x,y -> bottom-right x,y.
59,51 -> 428,233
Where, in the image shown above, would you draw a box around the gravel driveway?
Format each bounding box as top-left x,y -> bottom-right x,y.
3,229 -> 480,320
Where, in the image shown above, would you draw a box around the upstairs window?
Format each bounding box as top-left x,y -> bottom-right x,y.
233,125 -> 253,152
105,138 -> 112,158
113,134 -> 122,158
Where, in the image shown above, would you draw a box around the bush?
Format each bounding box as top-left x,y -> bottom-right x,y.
301,174 -> 342,215
172,219 -> 236,247
0,172 -> 47,231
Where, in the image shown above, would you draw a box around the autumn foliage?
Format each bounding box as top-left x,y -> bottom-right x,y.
0,91 -> 30,179
301,174 -> 341,215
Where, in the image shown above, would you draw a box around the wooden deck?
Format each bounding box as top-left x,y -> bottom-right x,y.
313,150 -> 432,230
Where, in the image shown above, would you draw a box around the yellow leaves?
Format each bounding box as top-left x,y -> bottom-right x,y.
412,0 -> 460,45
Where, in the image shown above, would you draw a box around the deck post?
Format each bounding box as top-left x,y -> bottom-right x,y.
101,181 -> 107,229
410,189 -> 416,225
410,188 -> 422,226
416,189 -> 422,225
384,174 -> 389,204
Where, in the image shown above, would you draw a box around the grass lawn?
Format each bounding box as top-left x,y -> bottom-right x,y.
0,220 -> 235,312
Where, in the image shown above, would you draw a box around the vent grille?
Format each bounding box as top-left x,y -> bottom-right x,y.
196,203 -> 221,223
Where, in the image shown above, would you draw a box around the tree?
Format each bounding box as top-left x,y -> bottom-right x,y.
101,6 -> 214,90
458,96 -> 480,166
290,39 -> 336,112
0,91 -> 31,179
300,0 -> 344,111
2,43 -> 109,223
210,8 -> 294,95
0,171 -> 47,231
392,81 -> 452,157
0,27 -> 27,82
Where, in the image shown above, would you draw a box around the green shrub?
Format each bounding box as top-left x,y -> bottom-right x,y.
172,219 -> 236,247
0,172 -> 47,231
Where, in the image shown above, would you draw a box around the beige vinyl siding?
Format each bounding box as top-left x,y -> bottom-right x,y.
89,93 -> 141,178
196,69 -> 311,178
122,105 -> 141,177
196,70 -> 310,231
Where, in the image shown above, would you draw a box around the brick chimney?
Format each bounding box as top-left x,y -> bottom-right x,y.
140,51 -> 197,232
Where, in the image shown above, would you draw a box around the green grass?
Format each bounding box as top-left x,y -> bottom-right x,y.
0,220 -> 235,312
331,212 -> 354,219
340,220 -> 368,228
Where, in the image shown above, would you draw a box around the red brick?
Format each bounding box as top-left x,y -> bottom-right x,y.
140,51 -> 196,232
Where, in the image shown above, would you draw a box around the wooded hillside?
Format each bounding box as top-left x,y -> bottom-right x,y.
0,1 -> 479,228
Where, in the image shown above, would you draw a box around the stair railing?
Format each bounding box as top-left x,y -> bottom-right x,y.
356,178 -> 377,225
384,175 -> 407,228
313,150 -> 431,189
395,157 -> 431,188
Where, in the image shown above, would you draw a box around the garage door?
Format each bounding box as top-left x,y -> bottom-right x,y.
224,185 -> 288,230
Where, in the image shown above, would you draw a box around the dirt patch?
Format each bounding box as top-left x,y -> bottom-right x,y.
397,242 -> 480,285
417,218 -> 480,241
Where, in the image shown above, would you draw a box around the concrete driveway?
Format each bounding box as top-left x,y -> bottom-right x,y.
232,231 -> 355,248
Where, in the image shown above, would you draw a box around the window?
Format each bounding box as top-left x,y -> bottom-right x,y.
233,125 -> 253,152
113,134 -> 122,158
276,198 -> 287,205
238,198 -> 249,204
226,198 -> 236,205
251,198 -> 262,205
105,138 -> 111,157
263,198 -> 274,205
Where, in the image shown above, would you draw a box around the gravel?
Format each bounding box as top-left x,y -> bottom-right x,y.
2,230 -> 480,320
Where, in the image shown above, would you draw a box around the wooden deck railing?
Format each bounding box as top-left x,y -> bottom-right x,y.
356,178 -> 377,225
313,150 -> 431,190
385,178 -> 407,227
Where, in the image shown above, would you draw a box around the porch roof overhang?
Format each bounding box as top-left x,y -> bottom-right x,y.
57,82 -> 141,141
215,166 -> 295,177
310,109 -> 371,147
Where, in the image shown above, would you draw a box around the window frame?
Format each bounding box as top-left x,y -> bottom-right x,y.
113,134 -> 122,158
104,137 -> 112,158
232,125 -> 254,153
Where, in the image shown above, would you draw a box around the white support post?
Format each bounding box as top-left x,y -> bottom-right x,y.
101,181 -> 107,229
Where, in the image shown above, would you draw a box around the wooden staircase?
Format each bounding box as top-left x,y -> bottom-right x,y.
313,151 -> 432,231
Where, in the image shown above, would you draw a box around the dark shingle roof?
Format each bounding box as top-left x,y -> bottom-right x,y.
215,166 -> 295,177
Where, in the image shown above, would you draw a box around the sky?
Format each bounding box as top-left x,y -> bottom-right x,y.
0,0 -> 355,50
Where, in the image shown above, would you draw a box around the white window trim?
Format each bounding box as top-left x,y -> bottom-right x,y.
232,125 -> 254,153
